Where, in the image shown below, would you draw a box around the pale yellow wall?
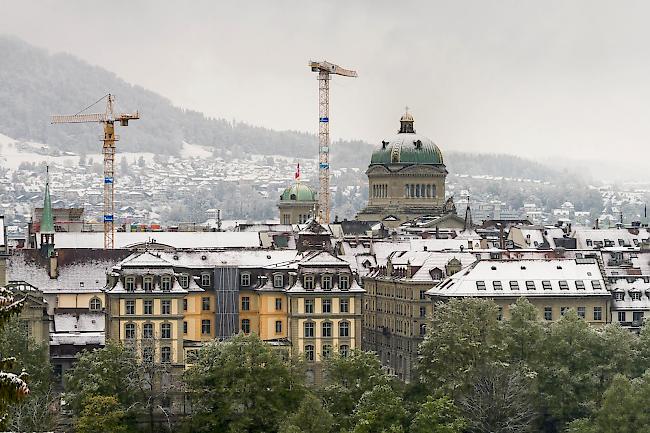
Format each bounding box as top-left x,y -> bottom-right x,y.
184,292 -> 215,341
488,297 -> 610,325
56,292 -> 105,309
258,293 -> 287,340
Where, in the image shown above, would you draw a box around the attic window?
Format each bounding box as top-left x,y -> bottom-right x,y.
591,280 -> 602,290
525,281 -> 536,290
575,280 -> 586,290
510,281 -> 519,290
491,266 -> 497,271
414,140 -> 422,149
173,255 -> 179,260
79,282 -> 84,288
476,281 -> 486,290
290,194 -> 297,200
556,265 -> 562,270
542,280 -> 552,290
201,255 -> 207,261
493,281 -> 503,290
520,266 -> 526,270
559,281 -> 569,290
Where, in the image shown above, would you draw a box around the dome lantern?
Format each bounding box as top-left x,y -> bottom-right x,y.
399,106 -> 415,133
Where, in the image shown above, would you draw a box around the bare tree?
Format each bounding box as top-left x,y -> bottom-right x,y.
458,364 -> 537,433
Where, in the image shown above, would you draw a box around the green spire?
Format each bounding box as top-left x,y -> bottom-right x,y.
40,167 -> 54,235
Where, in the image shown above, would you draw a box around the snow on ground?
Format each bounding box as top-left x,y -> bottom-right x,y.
181,141 -> 213,159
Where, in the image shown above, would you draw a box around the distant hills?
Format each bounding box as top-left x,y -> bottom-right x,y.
0,36 -> 572,182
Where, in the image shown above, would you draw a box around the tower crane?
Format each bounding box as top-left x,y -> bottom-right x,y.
309,60 -> 357,224
51,94 -> 139,249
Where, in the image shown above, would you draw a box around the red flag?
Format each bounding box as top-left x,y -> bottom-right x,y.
295,163 -> 300,180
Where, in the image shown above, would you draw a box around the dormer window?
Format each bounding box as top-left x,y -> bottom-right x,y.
241,273 -> 251,287
161,276 -> 172,292
143,276 -> 153,292
273,274 -> 284,288
179,274 -> 189,289
125,277 -> 135,292
201,273 -> 211,287
339,275 -> 350,291
304,275 -> 314,290
89,298 -> 101,311
322,275 -> 332,291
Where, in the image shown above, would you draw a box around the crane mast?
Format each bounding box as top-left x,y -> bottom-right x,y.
51,94 -> 139,249
309,61 -> 357,223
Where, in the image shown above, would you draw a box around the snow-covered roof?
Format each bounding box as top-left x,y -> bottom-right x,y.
429,258 -> 608,298
51,231 -> 262,249
610,278 -> 650,311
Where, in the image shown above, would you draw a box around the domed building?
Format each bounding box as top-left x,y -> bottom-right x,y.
356,110 -> 461,228
278,182 -> 318,224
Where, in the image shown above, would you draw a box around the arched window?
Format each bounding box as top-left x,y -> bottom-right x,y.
89,298 -> 101,311
322,344 -> 331,358
322,321 -> 332,338
426,184 -> 431,198
161,323 -> 171,339
339,321 -> 350,337
125,323 -> 135,339
304,321 -> 314,338
405,185 -> 410,198
241,319 -> 250,334
143,323 -> 153,339
339,344 -> 349,357
415,184 -> 420,198
161,347 -> 171,364
305,344 -> 315,362
410,184 -> 415,197
431,184 -> 437,198
420,323 -> 427,336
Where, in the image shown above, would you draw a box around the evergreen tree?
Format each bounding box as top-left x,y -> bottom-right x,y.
0,287 -> 29,429
75,395 -> 128,433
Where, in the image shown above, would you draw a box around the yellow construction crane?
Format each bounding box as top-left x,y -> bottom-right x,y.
309,60 -> 357,224
51,94 -> 139,249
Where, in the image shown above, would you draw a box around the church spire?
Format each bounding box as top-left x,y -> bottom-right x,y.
463,193 -> 473,231
40,166 -> 55,257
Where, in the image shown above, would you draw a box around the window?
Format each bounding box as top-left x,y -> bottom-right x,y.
633,311 -> 644,323
615,291 -> 624,301
420,290 -> 427,300
420,306 -> 426,318
304,275 -> 314,290
183,299 -> 188,311
493,281 -> 503,290
304,321 -> 314,338
126,300 -> 135,315
322,299 -> 332,313
143,276 -> 153,291
90,298 -> 101,311
179,274 -> 189,289
322,344 -> 331,358
275,298 -> 282,311
322,275 -> 332,290
544,306 -> 553,321
510,281 -> 519,290
322,322 -> 332,337
632,292 -> 642,301
575,280 -> 586,290
339,275 -> 350,290
591,280 -> 602,290
125,323 -> 135,339
542,280 -> 552,290
201,273 -> 211,287
144,300 -> 153,315
340,299 -> 349,313
202,297 -> 210,311
201,319 -> 211,335
125,277 -> 135,292
560,307 -> 568,316
161,323 -> 171,339
161,276 -> 172,292
594,306 -> 603,321
273,274 -> 284,288
559,281 -> 569,290
420,323 -> 427,336
275,320 -> 282,333
339,344 -> 349,357
183,321 -> 188,334
526,281 -> 536,290
161,347 -> 171,364
143,323 -> 153,339
305,344 -> 314,362
241,273 -> 251,287
577,307 -> 586,319
497,306 -> 503,321
143,347 -> 153,363
305,299 -> 314,314
618,311 -> 626,322
241,319 -> 250,334
161,300 -> 171,315
476,281 -> 486,290
339,321 -> 350,337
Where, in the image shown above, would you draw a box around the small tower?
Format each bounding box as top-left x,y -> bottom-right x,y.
278,164 -> 319,224
40,167 -> 55,257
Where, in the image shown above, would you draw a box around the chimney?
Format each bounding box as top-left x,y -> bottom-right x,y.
49,251 -> 59,279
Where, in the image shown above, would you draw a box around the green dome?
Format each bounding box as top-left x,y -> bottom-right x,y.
370,112 -> 444,166
280,183 -> 317,201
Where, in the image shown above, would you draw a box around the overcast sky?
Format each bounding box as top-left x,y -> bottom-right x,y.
2,0 -> 649,165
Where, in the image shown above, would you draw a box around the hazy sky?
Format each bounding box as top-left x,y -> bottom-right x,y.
2,0 -> 650,165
